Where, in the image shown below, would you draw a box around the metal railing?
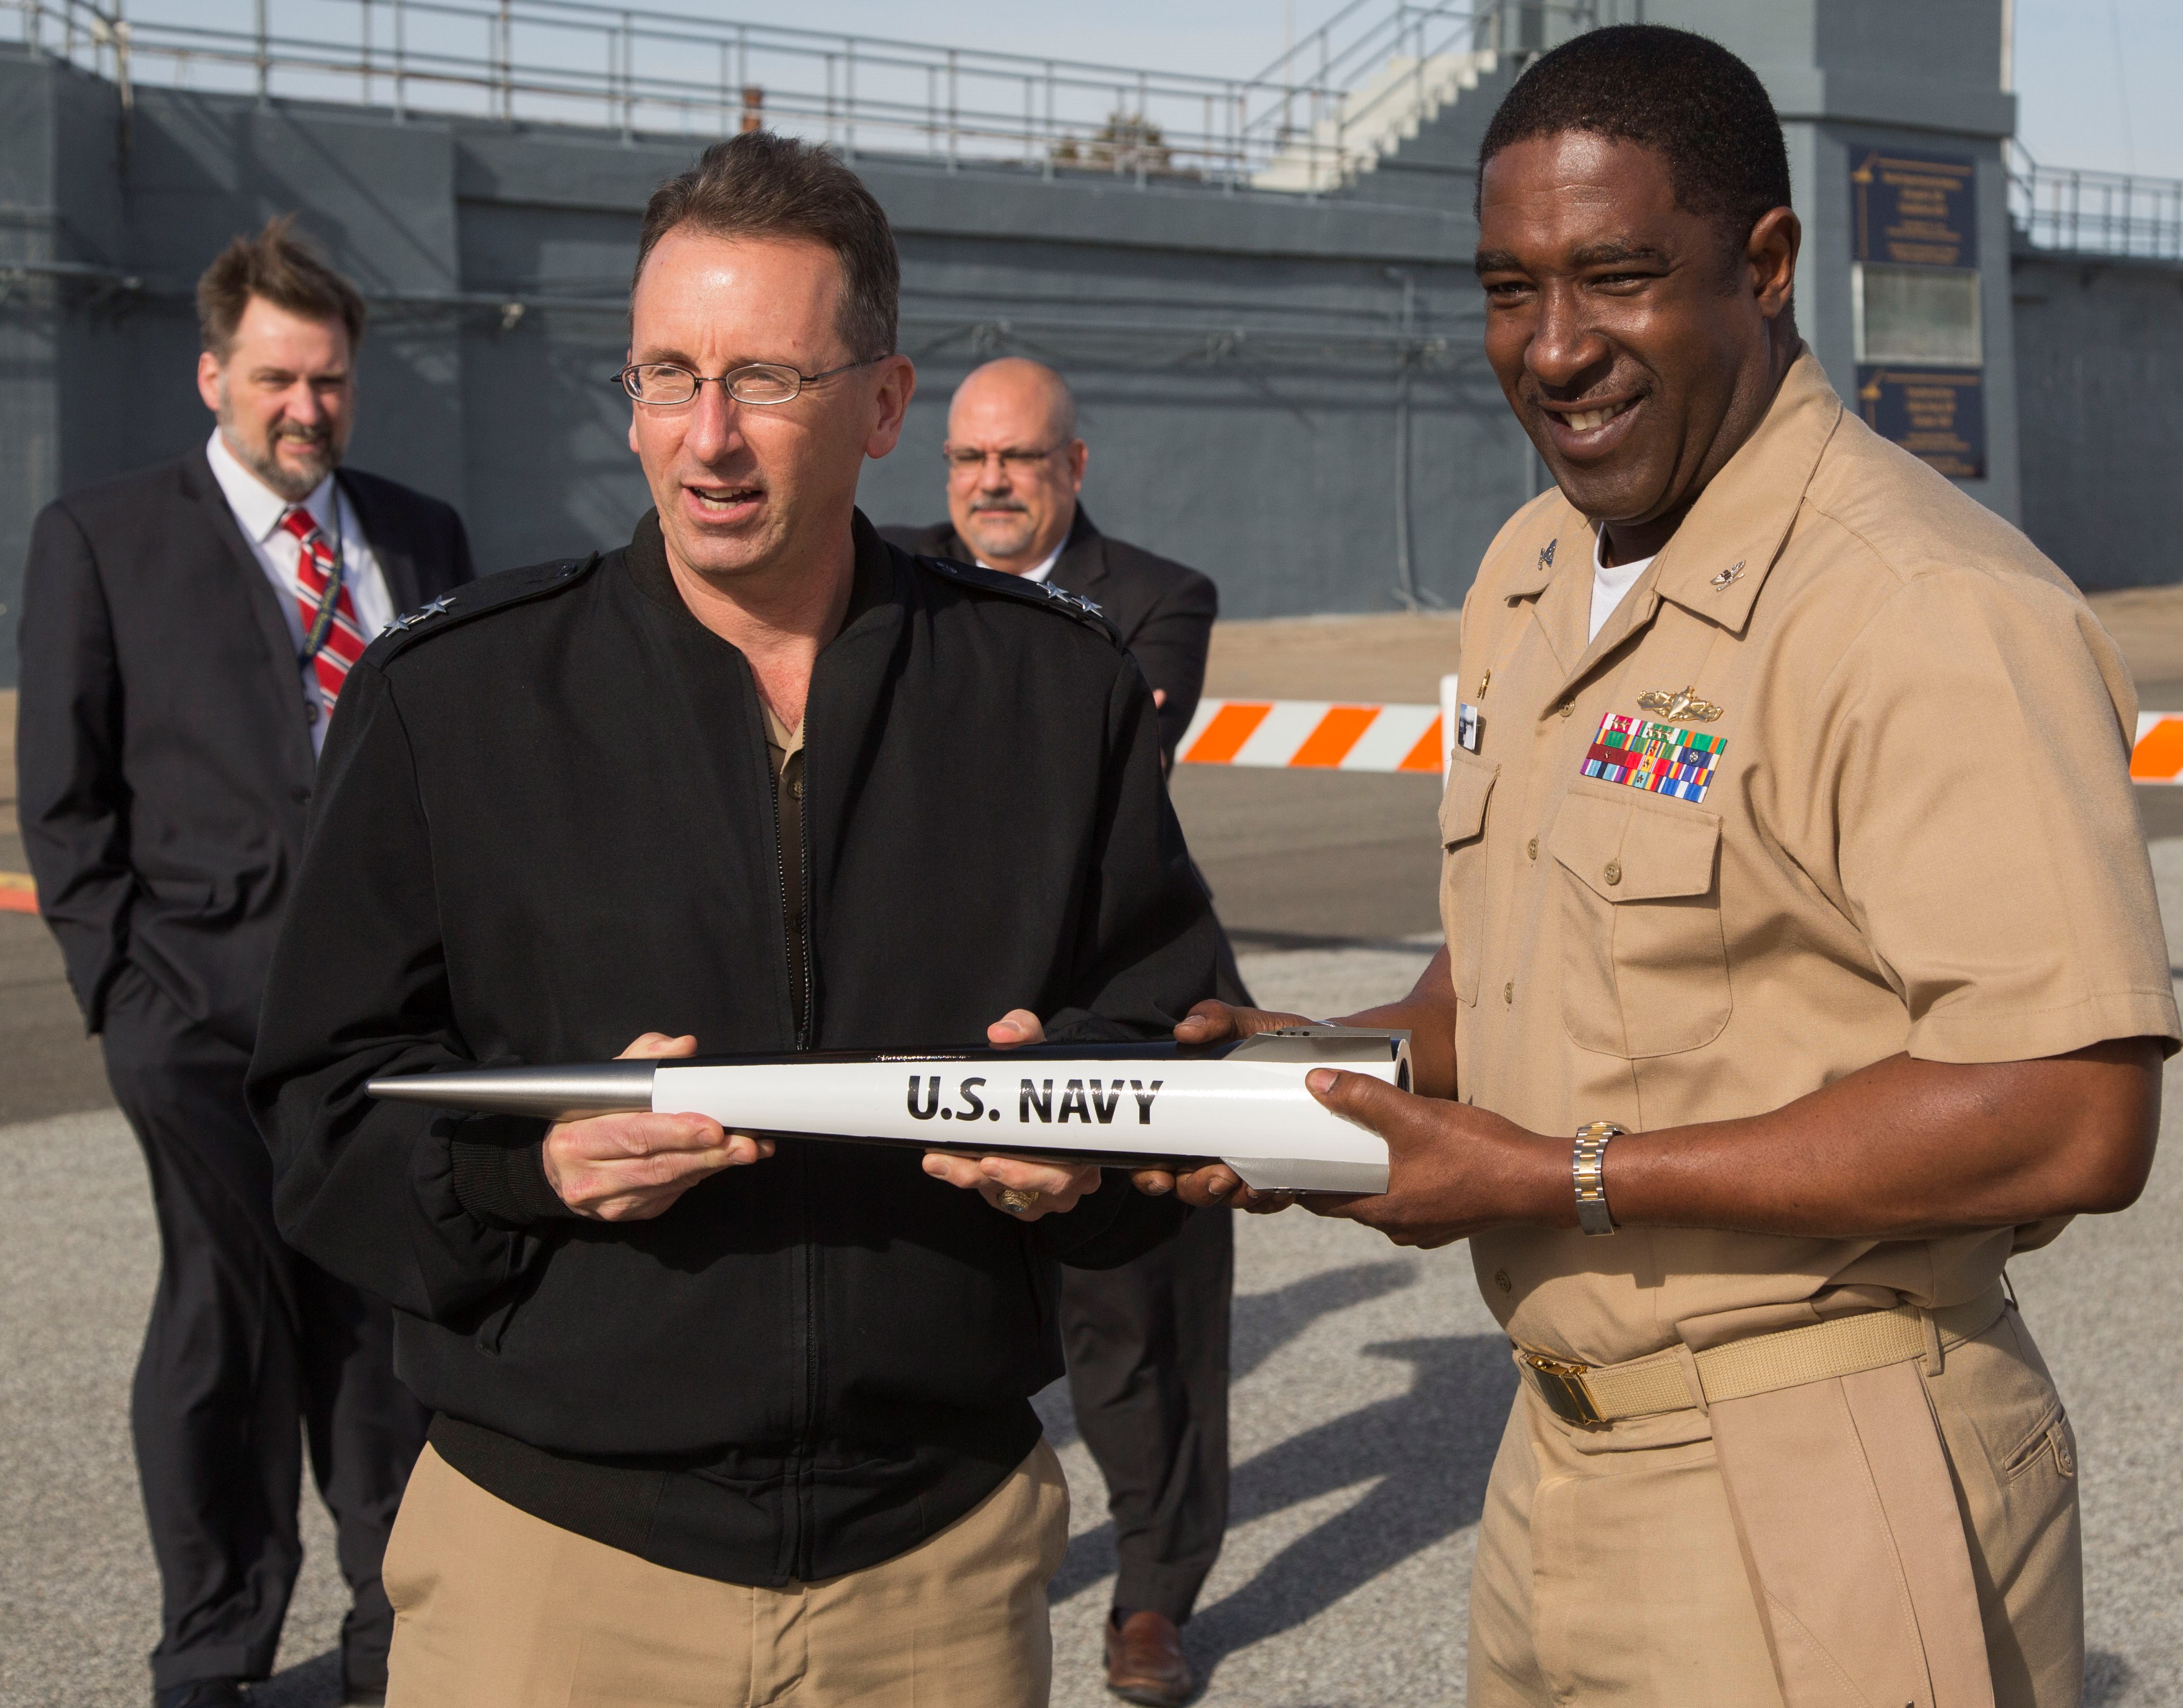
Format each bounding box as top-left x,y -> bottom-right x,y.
5,0 -> 1590,194
2010,143 -> 2183,262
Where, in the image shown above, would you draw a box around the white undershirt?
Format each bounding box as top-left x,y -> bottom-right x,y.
977,539 -> 1066,584
206,429 -> 395,754
1590,528 -> 1655,643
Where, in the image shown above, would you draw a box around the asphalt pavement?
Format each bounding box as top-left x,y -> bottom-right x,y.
3,746 -> 2179,1704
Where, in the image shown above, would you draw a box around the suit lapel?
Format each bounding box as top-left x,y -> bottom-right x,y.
340,472 -> 423,611
179,450 -> 319,781
1051,506 -> 1105,598
181,451 -> 310,683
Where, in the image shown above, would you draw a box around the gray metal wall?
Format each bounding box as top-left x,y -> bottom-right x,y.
0,45 -> 1525,690
1655,0 -> 2022,523
4,2 -> 2137,697
2011,248 -> 2183,591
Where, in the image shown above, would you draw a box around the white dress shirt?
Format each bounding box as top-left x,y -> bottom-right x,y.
976,536 -> 1067,585
206,429 -> 395,754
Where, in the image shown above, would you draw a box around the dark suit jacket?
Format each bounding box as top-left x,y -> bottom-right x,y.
882,506 -> 1218,758
16,447 -> 475,1047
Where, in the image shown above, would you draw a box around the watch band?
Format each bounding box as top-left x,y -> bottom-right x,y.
1573,1122 -> 1625,1237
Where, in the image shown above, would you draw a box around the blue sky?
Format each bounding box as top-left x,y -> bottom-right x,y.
2015,0 -> 2183,177
769,0 -> 2183,182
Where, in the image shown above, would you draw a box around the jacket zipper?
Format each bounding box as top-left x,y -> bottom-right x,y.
795,757 -> 813,1050
794,754 -> 820,1581
769,731 -> 821,1579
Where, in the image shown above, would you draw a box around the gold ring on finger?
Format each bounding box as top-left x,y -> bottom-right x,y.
997,1186 -> 1041,1215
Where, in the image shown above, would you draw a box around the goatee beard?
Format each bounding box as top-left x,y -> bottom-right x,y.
224,422 -> 340,503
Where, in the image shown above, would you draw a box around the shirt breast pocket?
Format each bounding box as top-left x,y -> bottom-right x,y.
1549,786 -> 1729,1057
1439,754 -> 1498,1006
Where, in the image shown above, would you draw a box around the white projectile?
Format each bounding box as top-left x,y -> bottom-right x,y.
366,1027 -> 1407,1193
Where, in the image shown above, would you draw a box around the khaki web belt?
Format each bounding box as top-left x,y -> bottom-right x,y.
1511,1280 -> 2009,1428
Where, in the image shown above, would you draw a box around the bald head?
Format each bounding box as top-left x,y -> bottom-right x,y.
949,357 -> 1077,444
942,358 -> 1088,574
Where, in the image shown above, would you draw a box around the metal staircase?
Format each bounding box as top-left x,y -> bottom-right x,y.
1245,1 -> 1619,199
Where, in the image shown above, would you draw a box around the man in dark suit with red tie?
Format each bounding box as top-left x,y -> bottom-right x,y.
15,219 -> 470,1708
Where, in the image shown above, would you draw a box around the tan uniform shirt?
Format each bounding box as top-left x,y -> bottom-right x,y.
1446,349 -> 2179,1369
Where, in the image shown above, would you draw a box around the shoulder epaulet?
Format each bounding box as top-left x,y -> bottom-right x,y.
365,552 -> 602,665
914,553 -> 1124,648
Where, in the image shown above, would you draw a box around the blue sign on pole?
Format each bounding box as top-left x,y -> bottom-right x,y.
1851,149 -> 1978,270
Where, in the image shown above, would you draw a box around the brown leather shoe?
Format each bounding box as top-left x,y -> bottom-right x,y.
1104,1609 -> 1194,1705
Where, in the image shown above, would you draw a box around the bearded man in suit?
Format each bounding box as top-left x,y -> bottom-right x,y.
16,217 -> 469,1708
884,359 -> 1215,762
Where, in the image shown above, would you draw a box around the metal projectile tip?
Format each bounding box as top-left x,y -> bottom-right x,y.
364,1061 -> 656,1121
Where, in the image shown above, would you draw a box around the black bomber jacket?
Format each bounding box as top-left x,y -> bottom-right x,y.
247,510 -> 1216,1586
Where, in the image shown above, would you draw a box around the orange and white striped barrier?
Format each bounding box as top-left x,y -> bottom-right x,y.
1182,703 -> 2183,785
0,706 -> 2175,932
2133,713 -> 2183,783
1178,699 -> 1447,774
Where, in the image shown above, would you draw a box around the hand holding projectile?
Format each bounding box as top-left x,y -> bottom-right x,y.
544,1033 -> 776,1222
1132,999 -> 1329,1211
918,1009 -> 1103,1220
1297,1069 -> 1543,1249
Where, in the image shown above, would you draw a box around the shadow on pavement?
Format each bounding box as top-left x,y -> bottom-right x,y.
1182,1332 -> 1513,1682
2084,1650 -> 2136,1707
1049,1325 -> 1516,1681
1229,1258 -> 1418,1385
1039,1259 -> 1418,1455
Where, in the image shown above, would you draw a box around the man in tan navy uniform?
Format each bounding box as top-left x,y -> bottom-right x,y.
1153,25 -> 2176,1707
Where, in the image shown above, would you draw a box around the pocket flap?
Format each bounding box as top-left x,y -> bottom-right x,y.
1550,788 -> 1720,902
1439,755 -> 1499,848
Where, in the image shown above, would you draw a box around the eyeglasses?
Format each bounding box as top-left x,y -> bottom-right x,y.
618,357 -> 879,406
943,442 -> 1069,474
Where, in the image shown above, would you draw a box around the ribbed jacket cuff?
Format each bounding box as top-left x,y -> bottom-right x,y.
448,1116 -> 578,1228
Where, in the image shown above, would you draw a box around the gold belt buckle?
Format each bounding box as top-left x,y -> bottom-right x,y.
1518,1348 -> 1605,1427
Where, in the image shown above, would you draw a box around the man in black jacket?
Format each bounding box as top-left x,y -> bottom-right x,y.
887,359 -> 1232,1703
883,359 -> 1216,764
16,222 -> 468,1707
247,133 -> 1218,1707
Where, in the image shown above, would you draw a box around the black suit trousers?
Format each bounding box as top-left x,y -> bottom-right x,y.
1061,1203 -> 1234,1625
100,968 -> 428,1691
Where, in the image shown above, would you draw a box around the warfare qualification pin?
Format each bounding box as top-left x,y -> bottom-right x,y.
1636,685 -> 1723,724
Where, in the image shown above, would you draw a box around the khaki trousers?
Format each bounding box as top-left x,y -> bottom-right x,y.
1469,1302 -> 2083,1708
382,1440 -> 1070,1708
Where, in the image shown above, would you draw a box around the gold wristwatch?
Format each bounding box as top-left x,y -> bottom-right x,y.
1573,1122 -> 1625,1237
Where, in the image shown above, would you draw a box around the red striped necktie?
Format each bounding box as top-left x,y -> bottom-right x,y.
278,503 -> 368,717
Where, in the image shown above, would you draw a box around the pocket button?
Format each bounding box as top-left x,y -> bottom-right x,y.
1527,836 -> 1539,861
1603,860 -> 1622,886
1503,980 -> 1514,1005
